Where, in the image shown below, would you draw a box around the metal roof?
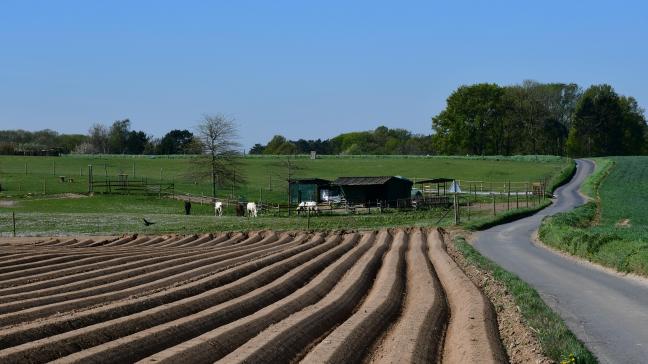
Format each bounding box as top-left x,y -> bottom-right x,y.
333,176 -> 411,186
289,178 -> 331,185
415,178 -> 454,184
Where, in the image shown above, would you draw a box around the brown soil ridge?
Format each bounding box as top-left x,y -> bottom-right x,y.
53,233 -> 359,363
426,228 -> 507,364
368,228 -> 448,364
217,230 -> 391,363
0,234 -> 273,314
139,232 -> 379,364
301,229 -> 407,363
0,233 -> 308,348
0,234 -> 333,362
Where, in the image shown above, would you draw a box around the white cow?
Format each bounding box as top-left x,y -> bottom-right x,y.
296,201 -> 319,215
214,201 -> 223,216
246,202 -> 258,218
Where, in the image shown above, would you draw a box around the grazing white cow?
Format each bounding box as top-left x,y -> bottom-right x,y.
214,201 -> 223,216
246,202 -> 258,218
296,201 -> 319,215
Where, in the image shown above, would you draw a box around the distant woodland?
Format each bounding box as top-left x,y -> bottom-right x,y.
1,81 -> 646,157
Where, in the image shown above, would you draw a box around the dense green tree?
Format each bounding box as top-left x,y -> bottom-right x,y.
566,85 -> 644,157
108,119 -> 131,154
432,84 -> 505,155
158,129 -> 195,154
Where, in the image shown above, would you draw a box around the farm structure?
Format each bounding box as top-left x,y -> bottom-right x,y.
288,178 -> 340,204
0,228 -> 505,363
333,176 -> 413,207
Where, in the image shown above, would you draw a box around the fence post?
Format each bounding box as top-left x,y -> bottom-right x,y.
492,192 -> 496,216
307,208 -> 311,230
88,165 -> 93,193
24,163 -> 27,175
12,212 -> 16,237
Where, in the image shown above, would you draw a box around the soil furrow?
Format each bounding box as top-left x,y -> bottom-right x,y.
369,228 -> 448,364
426,228 -> 506,364
301,229 -> 407,364
140,231 -> 379,364
218,230 -> 391,364
0,234 -> 283,320
0,233 -> 310,348
52,233 -> 355,363
0,234 -> 332,363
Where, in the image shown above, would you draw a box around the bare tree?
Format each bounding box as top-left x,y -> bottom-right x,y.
191,114 -> 244,199
88,123 -> 109,154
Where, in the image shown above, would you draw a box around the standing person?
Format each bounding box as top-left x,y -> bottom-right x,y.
184,200 -> 192,215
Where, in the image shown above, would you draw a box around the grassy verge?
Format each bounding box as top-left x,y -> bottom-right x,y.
463,200 -> 551,231
539,158 -> 648,277
453,236 -> 597,363
547,158 -> 576,193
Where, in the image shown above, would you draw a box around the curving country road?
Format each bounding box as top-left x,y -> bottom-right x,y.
474,159 -> 648,364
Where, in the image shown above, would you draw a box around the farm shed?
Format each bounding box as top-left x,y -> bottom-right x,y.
289,178 -> 332,204
333,176 -> 413,207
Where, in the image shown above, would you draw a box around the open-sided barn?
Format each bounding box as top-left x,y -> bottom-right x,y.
289,178 -> 338,204
333,176 -> 413,207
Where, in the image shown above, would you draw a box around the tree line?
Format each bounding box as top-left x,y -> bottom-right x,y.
431,81 -> 647,157
2,80 -> 646,158
250,126 -> 435,155
253,81 -> 647,157
0,120 -> 201,156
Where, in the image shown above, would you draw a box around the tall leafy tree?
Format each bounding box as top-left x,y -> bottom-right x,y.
158,129 -> 195,154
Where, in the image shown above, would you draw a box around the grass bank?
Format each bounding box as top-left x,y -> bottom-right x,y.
453,236 -> 597,363
539,157 -> 648,276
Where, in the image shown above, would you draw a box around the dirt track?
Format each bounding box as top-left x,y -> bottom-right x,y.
0,229 -> 506,363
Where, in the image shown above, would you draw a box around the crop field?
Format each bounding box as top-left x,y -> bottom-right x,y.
0,228 -> 505,363
541,157 -> 648,276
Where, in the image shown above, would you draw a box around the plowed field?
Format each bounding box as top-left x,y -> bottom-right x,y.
0,229 -> 506,363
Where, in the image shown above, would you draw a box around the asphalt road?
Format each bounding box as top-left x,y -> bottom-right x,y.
473,159 -> 648,363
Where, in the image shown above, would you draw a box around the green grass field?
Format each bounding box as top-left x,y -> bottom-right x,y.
540,157 -> 648,276
0,155 -> 566,235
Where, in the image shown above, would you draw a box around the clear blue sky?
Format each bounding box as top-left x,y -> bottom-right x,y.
1,1 -> 646,149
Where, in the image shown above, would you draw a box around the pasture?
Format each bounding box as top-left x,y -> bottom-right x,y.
541,157 -> 648,276
0,155 -> 566,235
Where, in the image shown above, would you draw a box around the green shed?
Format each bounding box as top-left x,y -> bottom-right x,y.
333,176 -> 413,207
289,178 -> 331,204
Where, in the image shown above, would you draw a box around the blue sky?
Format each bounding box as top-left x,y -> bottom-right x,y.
1,1 -> 646,149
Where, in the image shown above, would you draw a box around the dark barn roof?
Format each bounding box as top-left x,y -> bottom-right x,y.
289,178 -> 331,186
415,178 -> 454,184
333,176 -> 401,186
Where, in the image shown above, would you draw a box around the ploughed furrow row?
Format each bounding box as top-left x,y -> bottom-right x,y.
179,233 -> 230,248
52,233 -> 357,363
0,233 -> 335,363
0,239 -> 257,301
302,229 -> 407,364
427,229 -> 507,364
0,233 -> 295,325
0,248 -> 217,299
0,228 -> 511,364
218,231 -> 392,364
369,229 -> 448,364
0,233 -> 313,349
0,250 -> 133,281
1,234 -> 284,295
0,249 -> 196,288
0,234 -> 273,295
140,232 -> 380,364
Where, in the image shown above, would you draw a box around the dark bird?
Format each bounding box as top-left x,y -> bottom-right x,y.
143,218 -> 156,226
